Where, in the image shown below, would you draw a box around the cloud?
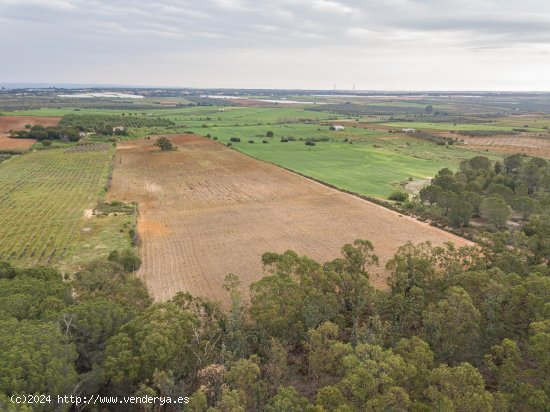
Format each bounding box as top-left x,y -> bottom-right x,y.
0,0 -> 550,89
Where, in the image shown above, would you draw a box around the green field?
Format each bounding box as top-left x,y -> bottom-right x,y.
0,145 -> 130,269
190,122 -> 502,197
3,106 -> 506,198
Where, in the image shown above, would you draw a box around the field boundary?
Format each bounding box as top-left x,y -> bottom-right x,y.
217,139 -> 475,244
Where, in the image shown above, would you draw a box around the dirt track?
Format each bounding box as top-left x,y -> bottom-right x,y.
0,115 -> 61,150
108,135 -> 472,303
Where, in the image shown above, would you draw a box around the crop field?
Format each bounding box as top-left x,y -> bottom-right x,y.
0,145 -> 118,266
0,115 -> 62,132
459,134 -> 550,158
194,123 -> 502,197
0,115 -> 62,150
107,134 -> 471,303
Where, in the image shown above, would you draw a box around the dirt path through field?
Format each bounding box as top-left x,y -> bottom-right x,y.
107,135 -> 472,303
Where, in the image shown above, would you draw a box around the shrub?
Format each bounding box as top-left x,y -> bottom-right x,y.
42,140 -> 52,147
262,140 -> 268,144
305,141 -> 316,146
230,137 -> 241,142
266,131 -> 274,137
227,142 -> 232,147
280,138 -> 289,143
248,140 -> 255,144
388,190 -> 409,202
154,137 -> 173,151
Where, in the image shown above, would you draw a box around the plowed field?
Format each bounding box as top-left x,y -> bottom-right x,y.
108,135 -> 471,302
460,134 -> 550,158
0,115 -> 62,150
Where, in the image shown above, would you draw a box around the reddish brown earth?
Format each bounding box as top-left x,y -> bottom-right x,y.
0,115 -> 62,133
0,115 -> 61,150
107,135 -> 472,303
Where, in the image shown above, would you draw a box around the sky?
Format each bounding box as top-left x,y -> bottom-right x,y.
1,0 -> 550,90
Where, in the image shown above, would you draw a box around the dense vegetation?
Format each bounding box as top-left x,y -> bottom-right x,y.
11,124 -> 82,141
416,154 -> 550,231
59,114 -> 174,134
2,230 -> 550,411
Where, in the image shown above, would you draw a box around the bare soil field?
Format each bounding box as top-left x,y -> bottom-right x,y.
0,115 -> 62,133
0,135 -> 36,150
459,134 -> 550,158
107,135 -> 471,303
0,115 -> 61,150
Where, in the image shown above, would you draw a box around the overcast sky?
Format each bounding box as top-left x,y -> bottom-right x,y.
1,0 -> 550,90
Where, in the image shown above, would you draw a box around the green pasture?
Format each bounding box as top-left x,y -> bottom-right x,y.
194,123 -> 502,198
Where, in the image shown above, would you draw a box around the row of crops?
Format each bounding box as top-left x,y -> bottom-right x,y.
58,114 -> 174,131
0,148 -> 112,266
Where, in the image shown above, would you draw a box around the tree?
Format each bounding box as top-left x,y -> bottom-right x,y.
264,338 -> 289,392
462,191 -> 483,216
512,196 -> 536,220
225,358 -> 261,410
487,183 -> 515,204
154,137 -> 174,151
420,184 -> 443,205
436,190 -> 458,216
504,154 -> 523,175
266,131 -> 274,137
426,363 -> 493,411
519,162 -> 541,193
484,338 -> 522,394
425,105 -> 434,114
103,302 -> 197,385
0,319 -> 78,398
265,386 -> 309,412
480,197 -> 511,228
448,200 -> 473,227
307,322 -> 340,388
107,249 -> 141,272
421,286 -> 482,364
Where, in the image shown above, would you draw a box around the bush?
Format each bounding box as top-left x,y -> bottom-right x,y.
154,137 -> 173,151
305,141 -> 316,146
42,140 -> 52,147
230,137 -> 241,142
262,140 -> 268,144
266,131 -> 274,137
388,190 -> 409,202
280,138 -> 289,143
248,140 -> 255,144
227,142 -> 232,147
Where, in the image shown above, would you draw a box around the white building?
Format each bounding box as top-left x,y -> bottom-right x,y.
332,124 -> 345,131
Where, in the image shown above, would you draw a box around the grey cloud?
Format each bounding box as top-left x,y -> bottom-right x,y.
1,0 -> 550,89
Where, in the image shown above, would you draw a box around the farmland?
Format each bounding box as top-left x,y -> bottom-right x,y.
0,115 -> 61,150
107,134 -> 471,302
0,144 -> 130,268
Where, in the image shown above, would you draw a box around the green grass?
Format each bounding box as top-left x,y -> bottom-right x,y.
382,121 -> 519,131
0,147 -> 129,269
194,123 -> 502,198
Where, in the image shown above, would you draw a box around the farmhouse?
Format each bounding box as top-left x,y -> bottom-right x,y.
402,128 -> 416,133
331,124 -> 345,131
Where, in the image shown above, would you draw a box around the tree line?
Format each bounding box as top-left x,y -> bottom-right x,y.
1,230 -> 550,411
416,154 -> 549,231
